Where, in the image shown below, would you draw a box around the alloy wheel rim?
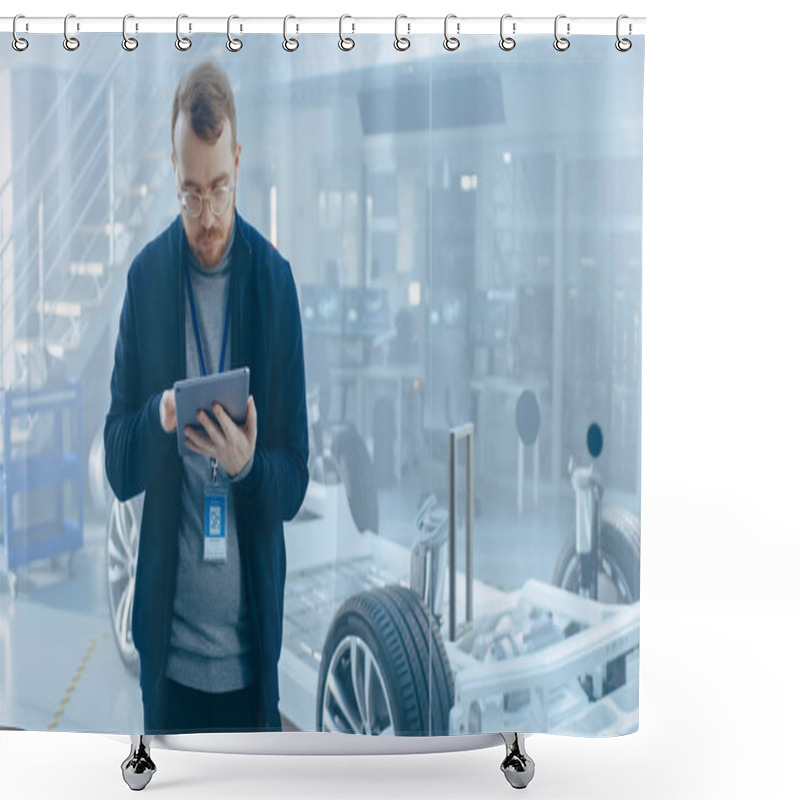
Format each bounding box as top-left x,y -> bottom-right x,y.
107,499 -> 138,660
564,553 -> 634,604
322,634 -> 395,735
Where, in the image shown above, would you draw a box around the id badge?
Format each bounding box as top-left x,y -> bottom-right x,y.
203,484 -> 228,563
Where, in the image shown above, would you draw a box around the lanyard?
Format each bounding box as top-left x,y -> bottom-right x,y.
185,262 -> 232,377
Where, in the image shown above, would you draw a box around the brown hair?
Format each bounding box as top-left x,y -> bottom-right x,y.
171,61 -> 237,154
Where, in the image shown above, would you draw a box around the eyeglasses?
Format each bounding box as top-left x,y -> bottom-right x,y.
177,185 -> 233,219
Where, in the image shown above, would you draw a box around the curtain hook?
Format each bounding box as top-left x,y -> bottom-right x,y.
227,15 -> 243,51
283,15 -> 299,51
12,14 -> 29,52
500,14 -> 516,51
176,14 -> 192,50
394,14 -> 410,51
615,15 -> 632,51
554,14 -> 570,51
339,14 -> 355,51
63,13 -> 80,51
444,13 -> 460,51
122,14 -> 138,51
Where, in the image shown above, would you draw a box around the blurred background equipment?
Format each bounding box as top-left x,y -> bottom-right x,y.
1,382 -> 84,597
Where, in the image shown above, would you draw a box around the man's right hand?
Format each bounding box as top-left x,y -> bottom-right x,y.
160,389 -> 177,434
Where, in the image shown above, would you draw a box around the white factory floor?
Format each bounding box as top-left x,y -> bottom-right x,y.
0,465 -> 612,734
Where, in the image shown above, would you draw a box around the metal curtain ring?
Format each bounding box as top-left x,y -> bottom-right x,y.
176,14 -> 192,50
283,15 -> 299,51
615,14 -> 632,51
444,14 -> 460,51
394,15 -> 410,51
339,14 -> 355,51
499,14 -> 515,51
122,14 -> 138,51
12,14 -> 29,51
227,15 -> 243,51
63,13 -> 80,51
554,14 -> 570,51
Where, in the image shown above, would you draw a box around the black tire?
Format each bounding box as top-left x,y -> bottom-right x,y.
552,506 -> 640,699
310,453 -> 341,485
372,396 -> 397,488
553,506 -> 640,603
330,423 -> 379,534
316,585 -> 454,736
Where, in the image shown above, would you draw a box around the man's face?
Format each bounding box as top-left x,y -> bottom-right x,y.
172,112 -> 241,268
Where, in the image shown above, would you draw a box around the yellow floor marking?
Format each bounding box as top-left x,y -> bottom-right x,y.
48,632 -> 111,731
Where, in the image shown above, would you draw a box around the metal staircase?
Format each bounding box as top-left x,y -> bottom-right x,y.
0,45 -> 177,392
0,42 -> 185,583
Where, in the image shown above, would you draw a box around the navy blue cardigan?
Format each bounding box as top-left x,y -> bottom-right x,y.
104,208 -> 309,731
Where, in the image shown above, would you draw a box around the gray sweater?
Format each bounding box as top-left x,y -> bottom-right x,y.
165,215 -> 257,693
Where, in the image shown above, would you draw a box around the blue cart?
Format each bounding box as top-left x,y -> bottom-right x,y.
0,381 -> 84,597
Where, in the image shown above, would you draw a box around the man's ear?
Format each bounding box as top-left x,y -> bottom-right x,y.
172,152 -> 180,189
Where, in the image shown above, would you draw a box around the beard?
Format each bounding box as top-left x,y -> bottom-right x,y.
192,225 -> 225,266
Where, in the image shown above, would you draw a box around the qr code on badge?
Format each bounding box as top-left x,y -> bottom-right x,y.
210,506 -> 221,536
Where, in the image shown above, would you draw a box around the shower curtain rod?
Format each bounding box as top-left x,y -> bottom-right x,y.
0,15 -> 646,37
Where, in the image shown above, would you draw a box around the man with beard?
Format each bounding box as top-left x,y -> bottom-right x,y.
104,61 -> 309,733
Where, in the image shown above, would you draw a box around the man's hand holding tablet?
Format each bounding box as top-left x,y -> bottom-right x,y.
171,367 -> 254,477
184,394 -> 257,478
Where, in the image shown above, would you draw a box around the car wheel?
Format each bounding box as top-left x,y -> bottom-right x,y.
106,496 -> 142,676
317,585 -> 454,735
552,506 -> 640,699
330,423 -> 379,534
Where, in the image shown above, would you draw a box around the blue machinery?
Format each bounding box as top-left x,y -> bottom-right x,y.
0,382 -> 84,596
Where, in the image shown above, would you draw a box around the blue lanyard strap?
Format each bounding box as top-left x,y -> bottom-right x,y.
185,262 -> 232,376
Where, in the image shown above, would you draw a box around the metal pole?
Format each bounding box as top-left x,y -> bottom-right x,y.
0,199 -> 4,389
108,84 -> 115,267
466,421 -> 473,626
448,428 -> 457,642
448,422 -> 474,641
0,17 -> 647,36
551,148 -> 564,488
38,192 -> 44,370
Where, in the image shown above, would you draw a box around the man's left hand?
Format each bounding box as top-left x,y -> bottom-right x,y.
184,394 -> 257,478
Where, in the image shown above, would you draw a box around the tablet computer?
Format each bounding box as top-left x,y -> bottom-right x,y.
174,367 -> 250,458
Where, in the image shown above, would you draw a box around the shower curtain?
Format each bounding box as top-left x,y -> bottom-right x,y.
0,25 -> 644,739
